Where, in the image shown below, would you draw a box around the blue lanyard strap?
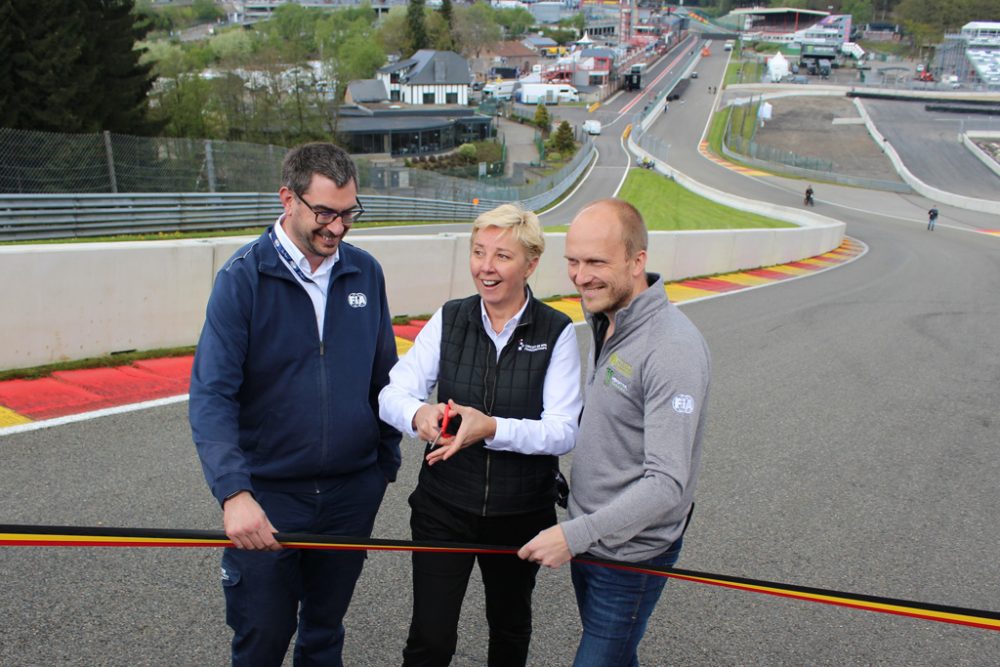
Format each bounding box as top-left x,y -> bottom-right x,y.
269,227 -> 315,285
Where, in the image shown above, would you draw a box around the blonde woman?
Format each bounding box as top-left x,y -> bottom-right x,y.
379,204 -> 582,667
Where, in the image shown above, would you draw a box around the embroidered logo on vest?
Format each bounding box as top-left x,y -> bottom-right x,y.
517,339 -> 548,352
347,292 -> 368,308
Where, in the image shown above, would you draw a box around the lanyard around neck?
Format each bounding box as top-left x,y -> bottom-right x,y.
269,227 -> 316,285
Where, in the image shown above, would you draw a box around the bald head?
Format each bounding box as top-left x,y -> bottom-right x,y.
574,198 -> 648,259
566,198 -> 649,318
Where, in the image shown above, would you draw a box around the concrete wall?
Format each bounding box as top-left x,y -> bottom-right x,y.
0,218 -> 844,371
854,98 -> 1000,215
962,131 -> 1000,179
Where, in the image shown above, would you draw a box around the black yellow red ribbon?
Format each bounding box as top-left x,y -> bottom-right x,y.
2,524 -> 998,632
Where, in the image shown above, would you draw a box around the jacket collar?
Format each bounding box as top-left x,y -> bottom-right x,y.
585,272 -> 666,335
466,285 -> 536,329
258,226 -> 361,284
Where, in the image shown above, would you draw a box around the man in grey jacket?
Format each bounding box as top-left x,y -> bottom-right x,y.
519,198 -> 710,667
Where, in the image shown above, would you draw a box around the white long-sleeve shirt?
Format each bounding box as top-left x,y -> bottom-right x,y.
378,298 -> 582,456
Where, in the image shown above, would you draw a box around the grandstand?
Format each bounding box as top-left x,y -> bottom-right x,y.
728,7 -> 827,43
938,21 -> 1000,90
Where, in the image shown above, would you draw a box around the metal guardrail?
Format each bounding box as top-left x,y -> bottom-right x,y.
0,140 -> 598,241
0,193 -> 497,241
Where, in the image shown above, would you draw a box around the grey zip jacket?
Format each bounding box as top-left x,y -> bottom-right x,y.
561,273 -> 711,562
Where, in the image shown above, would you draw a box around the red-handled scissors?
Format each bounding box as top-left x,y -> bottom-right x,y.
429,404 -> 453,449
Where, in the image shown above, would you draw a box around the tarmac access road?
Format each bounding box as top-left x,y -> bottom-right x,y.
3,38 -> 1000,667
349,32 -> 703,237
2,200 -> 998,666
862,98 -> 1000,201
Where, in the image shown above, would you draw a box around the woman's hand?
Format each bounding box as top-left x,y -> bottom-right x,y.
426,400 -> 497,466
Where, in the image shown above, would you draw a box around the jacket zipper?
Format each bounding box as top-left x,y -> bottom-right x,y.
316,316 -> 327,494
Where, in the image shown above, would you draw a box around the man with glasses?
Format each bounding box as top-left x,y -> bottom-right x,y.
190,142 -> 400,666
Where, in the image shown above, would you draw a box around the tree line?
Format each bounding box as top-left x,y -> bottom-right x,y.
2,0 -> 992,144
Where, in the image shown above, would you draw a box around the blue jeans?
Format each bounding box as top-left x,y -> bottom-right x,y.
570,537 -> 683,667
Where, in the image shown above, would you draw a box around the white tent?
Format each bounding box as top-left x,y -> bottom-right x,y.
767,52 -> 790,82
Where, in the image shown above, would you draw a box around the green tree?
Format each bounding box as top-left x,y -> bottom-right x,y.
539,26 -> 577,45
0,0 -> 20,128
259,3 -> 319,63
551,119 -> 575,154
316,6 -> 385,134
534,103 -> 551,134
208,27 -> 257,63
439,0 -> 453,29
425,11 -> 454,51
452,2 -> 502,58
494,7 -> 535,38
192,0 -> 223,22
435,0 -> 454,49
840,0 -> 874,25
558,12 -> 585,37
895,0 -> 988,34
2,0 -> 157,134
406,0 -> 429,55
377,7 -> 410,57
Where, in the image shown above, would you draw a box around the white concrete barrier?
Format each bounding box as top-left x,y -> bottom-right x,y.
962,131 -> 1000,179
0,218 -> 845,371
854,98 -> 1000,215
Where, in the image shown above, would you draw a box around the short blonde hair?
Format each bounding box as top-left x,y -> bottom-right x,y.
471,203 -> 545,261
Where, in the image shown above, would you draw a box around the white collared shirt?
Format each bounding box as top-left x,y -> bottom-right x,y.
378,298 -> 583,456
273,215 -> 338,336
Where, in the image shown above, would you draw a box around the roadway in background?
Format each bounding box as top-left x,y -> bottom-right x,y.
2,41 -> 1000,667
863,98 -> 1000,200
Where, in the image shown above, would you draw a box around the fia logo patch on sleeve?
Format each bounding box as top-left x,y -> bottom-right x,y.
672,394 -> 695,414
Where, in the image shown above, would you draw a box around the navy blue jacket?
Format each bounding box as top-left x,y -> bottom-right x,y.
189,227 -> 402,505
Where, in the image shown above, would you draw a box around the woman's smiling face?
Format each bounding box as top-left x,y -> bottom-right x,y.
470,225 -> 538,316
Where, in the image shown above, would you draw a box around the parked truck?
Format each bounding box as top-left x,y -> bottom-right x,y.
482,80 -> 518,101
516,83 -> 579,105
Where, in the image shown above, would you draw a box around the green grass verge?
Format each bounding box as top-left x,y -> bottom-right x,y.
707,105 -> 731,157
550,169 -> 794,231
724,60 -> 763,86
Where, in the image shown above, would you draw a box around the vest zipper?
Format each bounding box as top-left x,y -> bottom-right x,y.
482,451 -> 491,516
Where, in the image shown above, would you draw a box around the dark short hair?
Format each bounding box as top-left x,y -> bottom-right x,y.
582,198 -> 648,258
281,142 -> 358,195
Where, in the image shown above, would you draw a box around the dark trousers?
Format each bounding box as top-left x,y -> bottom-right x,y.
220,465 -> 387,667
402,485 -> 556,667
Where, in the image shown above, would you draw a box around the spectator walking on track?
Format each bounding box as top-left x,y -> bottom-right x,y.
189,142 -> 401,667
519,198 -> 711,667
379,203 -> 582,667
928,206 -> 939,231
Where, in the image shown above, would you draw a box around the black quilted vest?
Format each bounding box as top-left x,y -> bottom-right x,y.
417,293 -> 571,516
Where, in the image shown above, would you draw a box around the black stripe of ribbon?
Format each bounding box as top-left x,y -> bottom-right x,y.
2,524 -> 998,629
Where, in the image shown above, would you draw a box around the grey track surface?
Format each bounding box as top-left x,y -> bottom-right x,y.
3,42 -> 1000,667
861,98 -> 1000,200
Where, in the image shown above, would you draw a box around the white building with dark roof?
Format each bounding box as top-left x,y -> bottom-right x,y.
377,50 -> 471,105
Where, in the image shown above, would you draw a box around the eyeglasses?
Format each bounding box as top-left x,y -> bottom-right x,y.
297,192 -> 365,226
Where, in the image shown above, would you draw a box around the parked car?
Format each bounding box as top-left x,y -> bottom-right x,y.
582,119 -> 602,135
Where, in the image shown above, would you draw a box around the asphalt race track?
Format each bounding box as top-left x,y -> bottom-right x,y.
2,39 -> 999,666
862,98 -> 1000,200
